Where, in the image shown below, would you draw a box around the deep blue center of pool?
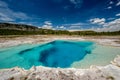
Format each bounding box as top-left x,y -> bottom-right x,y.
0,40 -> 95,69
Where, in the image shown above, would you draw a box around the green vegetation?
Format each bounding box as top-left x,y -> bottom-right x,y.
0,23 -> 120,36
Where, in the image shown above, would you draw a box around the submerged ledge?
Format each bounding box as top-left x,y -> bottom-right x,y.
0,55 -> 120,80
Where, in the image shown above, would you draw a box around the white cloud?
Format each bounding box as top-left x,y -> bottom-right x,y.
107,18 -> 115,20
13,12 -> 30,20
104,18 -> 120,27
0,13 -> 14,21
109,1 -> 113,4
116,1 -> 120,6
41,21 -> 53,29
107,6 -> 112,9
92,18 -> 120,32
69,25 -> 81,29
0,0 -> 31,22
64,22 -> 89,30
116,13 -> 120,16
105,1 -> 114,9
42,25 -> 53,29
44,21 -> 52,25
0,0 -> 8,7
65,23 -> 83,26
68,23 -> 84,30
56,26 -> 66,30
59,26 -> 65,29
90,18 -> 106,25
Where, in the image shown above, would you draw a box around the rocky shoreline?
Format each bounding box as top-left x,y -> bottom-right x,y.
0,55 -> 120,80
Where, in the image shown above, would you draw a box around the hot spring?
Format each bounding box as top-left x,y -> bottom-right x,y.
0,40 -> 120,69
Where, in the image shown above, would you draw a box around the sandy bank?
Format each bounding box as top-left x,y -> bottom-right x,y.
0,35 -> 120,48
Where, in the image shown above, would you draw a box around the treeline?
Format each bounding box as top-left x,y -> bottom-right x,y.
0,23 -> 120,36
0,29 -> 120,36
69,31 -> 120,36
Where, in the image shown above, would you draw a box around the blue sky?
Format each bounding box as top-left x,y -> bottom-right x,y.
0,0 -> 120,31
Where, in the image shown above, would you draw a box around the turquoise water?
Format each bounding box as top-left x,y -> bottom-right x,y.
0,40 -> 94,69
0,40 -> 120,69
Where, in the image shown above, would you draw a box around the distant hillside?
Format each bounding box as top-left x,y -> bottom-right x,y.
0,23 -> 38,31
0,23 -> 120,35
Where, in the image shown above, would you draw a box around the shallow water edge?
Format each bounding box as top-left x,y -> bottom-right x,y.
0,40 -> 120,69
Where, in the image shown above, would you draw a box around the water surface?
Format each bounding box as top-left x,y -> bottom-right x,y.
0,40 -> 120,69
